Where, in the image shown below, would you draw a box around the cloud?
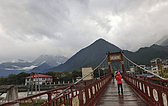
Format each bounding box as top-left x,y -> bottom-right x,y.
0,0 -> 168,62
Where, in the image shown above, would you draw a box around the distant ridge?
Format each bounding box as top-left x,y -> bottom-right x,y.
32,55 -> 68,67
1,37 -> 168,77
44,38 -> 121,72
29,62 -> 52,73
155,35 -> 168,46
123,44 -> 168,66
0,55 -> 68,77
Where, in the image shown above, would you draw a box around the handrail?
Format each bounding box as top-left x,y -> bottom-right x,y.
123,73 -> 168,106
1,55 -> 110,106
1,74 -> 111,106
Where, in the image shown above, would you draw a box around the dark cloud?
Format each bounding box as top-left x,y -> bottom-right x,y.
0,0 -> 168,62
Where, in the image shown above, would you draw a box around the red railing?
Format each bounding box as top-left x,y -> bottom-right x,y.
1,74 -> 111,106
123,73 -> 168,106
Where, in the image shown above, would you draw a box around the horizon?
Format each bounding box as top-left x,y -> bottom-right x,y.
0,37 -> 165,63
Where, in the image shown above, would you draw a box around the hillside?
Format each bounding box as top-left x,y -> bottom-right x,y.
29,62 -> 52,73
45,39 -> 168,73
155,35 -> 168,46
0,55 -> 68,77
44,38 -> 121,72
123,44 -> 168,66
1,38 -> 168,77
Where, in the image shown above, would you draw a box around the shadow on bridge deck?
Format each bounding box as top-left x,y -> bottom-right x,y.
96,78 -> 148,106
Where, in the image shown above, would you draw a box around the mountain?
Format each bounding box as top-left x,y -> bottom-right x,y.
155,35 -> 168,46
0,55 -> 68,77
123,44 -> 168,66
45,38 -> 121,72
32,55 -> 68,67
29,62 -> 52,73
0,59 -> 33,77
45,38 -> 168,73
0,59 -> 32,70
1,38 -> 168,77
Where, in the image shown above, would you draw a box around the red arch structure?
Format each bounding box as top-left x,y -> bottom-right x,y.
107,52 -> 125,74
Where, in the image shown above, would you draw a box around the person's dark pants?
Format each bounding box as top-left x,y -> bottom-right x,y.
118,84 -> 123,94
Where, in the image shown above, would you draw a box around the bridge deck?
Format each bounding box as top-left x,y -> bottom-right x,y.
96,78 -> 148,106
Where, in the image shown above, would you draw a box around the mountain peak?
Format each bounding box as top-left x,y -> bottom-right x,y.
33,55 -> 68,67
88,38 -> 120,51
96,38 -> 106,41
47,38 -> 121,72
94,38 -> 109,44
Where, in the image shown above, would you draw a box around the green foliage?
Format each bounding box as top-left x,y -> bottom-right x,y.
158,65 -> 168,78
0,77 -> 7,85
164,68 -> 168,78
16,72 -> 30,85
19,99 -> 46,106
136,67 -> 143,74
93,68 -> 105,77
0,72 -> 30,85
72,70 -> 82,79
0,70 -> 83,85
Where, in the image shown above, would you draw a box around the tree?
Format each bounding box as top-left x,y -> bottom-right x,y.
159,64 -> 168,78
136,67 -> 143,74
62,71 -> 72,83
16,72 -> 30,85
93,68 -> 105,78
0,77 -> 7,85
6,74 -> 17,85
72,70 -> 82,80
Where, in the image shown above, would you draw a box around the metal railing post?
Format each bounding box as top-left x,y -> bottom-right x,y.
48,92 -> 52,106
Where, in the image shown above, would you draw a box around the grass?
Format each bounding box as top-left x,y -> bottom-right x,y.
19,99 -> 47,106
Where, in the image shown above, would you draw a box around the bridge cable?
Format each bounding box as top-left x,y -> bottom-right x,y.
53,55 -> 108,99
122,52 -> 165,80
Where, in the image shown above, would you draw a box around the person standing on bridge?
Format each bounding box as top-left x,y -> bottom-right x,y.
116,72 -> 123,95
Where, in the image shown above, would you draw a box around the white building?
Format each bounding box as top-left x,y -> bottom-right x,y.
25,74 -> 53,85
130,66 -> 135,72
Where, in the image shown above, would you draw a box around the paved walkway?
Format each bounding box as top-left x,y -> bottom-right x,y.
96,78 -> 148,106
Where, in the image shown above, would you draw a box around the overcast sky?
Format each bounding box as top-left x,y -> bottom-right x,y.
0,0 -> 168,62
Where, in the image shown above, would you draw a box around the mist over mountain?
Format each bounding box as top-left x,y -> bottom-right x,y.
123,36 -> 168,66
32,55 -> 68,67
155,35 -> 168,46
0,59 -> 32,70
0,55 -> 68,77
29,62 -> 52,73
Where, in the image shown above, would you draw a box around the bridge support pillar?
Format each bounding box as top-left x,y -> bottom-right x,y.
121,61 -> 125,74
108,62 -> 112,76
6,86 -> 19,106
48,92 -> 52,106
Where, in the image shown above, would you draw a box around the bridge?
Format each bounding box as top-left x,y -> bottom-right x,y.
0,52 -> 168,106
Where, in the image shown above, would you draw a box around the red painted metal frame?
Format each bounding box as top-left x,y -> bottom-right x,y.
107,52 -> 123,63
1,74 -> 111,106
123,73 -> 168,106
107,52 -> 125,73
